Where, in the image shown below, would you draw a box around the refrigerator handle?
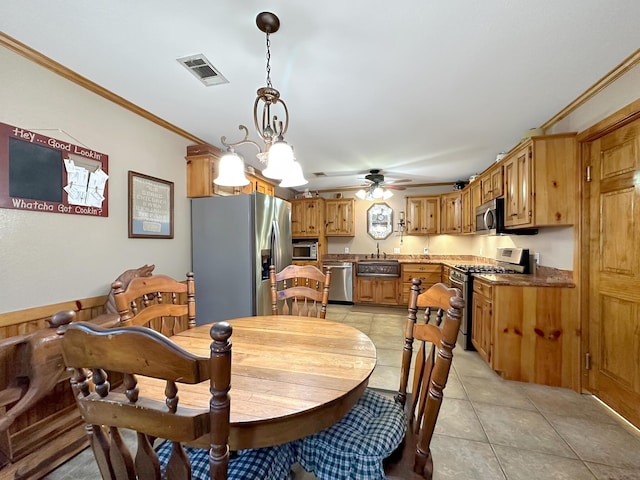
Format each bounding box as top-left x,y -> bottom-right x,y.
272,219 -> 283,272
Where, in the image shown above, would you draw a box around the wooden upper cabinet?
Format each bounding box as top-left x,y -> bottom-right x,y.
503,134 -> 577,228
440,191 -> 462,234
291,198 -> 326,238
325,198 -> 355,236
185,144 -> 275,198
240,174 -> 275,196
406,196 -> 440,235
480,163 -> 504,204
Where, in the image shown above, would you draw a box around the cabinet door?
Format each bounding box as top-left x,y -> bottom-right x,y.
461,189 -> 472,233
291,201 -> 305,236
355,277 -> 376,303
406,197 -> 425,234
325,199 -> 354,236
491,164 -> 503,199
504,144 -> 533,227
406,197 -> 439,235
440,192 -> 462,234
505,145 -> 533,227
378,278 -> 399,305
470,181 -> 482,232
471,293 -> 492,364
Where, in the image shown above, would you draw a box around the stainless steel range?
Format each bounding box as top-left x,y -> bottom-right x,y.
449,247 -> 530,350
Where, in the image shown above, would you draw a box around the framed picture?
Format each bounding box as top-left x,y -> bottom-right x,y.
128,171 -> 174,239
367,202 -> 393,240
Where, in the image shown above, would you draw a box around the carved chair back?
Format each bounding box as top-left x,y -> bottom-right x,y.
112,272 -> 195,335
62,321 -> 233,480
269,265 -> 332,318
386,279 -> 464,480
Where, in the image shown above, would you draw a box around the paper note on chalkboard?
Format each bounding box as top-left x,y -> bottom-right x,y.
0,121 -> 109,217
63,156 -> 108,207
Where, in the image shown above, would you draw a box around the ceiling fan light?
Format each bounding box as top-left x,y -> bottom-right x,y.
355,189 -> 367,200
382,189 -> 393,199
279,161 -> 308,188
372,186 -> 384,199
214,151 -> 250,186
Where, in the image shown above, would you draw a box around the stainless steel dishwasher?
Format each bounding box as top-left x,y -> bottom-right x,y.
323,261 -> 353,304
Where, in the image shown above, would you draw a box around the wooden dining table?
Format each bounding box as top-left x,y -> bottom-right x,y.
136,315 -> 377,450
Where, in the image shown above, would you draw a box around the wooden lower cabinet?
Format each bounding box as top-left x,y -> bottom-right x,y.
471,279 -> 579,388
355,276 -> 399,305
401,264 -> 442,304
471,280 -> 493,364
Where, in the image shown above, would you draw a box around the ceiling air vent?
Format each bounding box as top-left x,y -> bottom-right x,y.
177,54 -> 228,86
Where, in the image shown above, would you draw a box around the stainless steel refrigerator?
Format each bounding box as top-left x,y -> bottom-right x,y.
191,192 -> 292,324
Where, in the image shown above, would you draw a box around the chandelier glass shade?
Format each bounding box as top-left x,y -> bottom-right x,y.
355,184 -> 394,200
214,150 -> 250,187
279,160 -> 308,188
216,12 -> 307,188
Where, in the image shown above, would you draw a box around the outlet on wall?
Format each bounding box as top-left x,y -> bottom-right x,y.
344,247 -> 349,253
423,247 -> 429,254
534,252 -> 540,264
393,247 -> 400,254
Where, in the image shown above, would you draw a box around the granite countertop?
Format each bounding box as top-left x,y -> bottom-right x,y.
321,254 -> 575,287
472,272 -> 575,288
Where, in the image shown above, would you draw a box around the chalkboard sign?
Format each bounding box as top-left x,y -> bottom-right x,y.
0,121 -> 109,217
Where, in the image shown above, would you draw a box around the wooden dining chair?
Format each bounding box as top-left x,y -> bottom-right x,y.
385,279 -> 464,480
269,264 -> 332,318
111,272 -> 196,335
62,321 -> 297,480
62,320 -> 232,480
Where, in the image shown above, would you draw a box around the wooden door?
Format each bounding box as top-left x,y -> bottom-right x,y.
586,117 -> 640,428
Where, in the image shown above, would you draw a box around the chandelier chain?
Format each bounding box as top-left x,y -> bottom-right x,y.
265,32 -> 272,88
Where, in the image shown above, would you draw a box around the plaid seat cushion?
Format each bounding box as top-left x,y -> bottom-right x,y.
156,440 -> 296,480
294,388 -> 407,480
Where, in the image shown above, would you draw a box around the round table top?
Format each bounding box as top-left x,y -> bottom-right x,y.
154,315 -> 377,449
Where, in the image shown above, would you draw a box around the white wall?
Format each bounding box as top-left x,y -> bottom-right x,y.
0,46 -> 192,313
325,61 -> 640,269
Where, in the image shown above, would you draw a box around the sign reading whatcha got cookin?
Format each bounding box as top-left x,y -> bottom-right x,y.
0,121 -> 109,217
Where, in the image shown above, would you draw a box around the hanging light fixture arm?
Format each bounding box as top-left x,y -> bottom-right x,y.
220,125 -> 263,153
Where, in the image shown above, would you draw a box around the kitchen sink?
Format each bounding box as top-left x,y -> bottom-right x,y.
356,259 -> 400,277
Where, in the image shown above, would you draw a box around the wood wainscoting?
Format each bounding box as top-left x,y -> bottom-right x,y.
0,296 -> 107,480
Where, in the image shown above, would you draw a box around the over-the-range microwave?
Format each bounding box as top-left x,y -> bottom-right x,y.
292,241 -> 318,260
475,197 -> 537,235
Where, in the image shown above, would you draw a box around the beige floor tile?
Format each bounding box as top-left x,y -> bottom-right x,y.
430,434 -> 506,480
369,365 -> 402,391
493,444 -> 597,480
45,304 -> 640,480
463,375 -> 536,411
545,414 -> 640,469
444,369 -> 469,400
585,461 -> 640,479
474,403 -> 577,458
520,382 -> 622,425
435,397 -> 489,443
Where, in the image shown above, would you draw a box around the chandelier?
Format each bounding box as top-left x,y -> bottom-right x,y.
355,183 -> 394,200
214,12 -> 307,188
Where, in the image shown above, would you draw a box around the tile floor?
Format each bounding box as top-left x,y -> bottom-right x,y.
46,304 -> 640,480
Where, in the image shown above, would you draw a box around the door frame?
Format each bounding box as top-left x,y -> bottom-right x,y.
578,97 -> 640,393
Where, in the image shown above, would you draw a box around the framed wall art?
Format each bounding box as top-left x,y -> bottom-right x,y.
128,171 -> 174,239
366,202 -> 393,240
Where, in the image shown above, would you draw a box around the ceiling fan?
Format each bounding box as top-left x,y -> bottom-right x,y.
356,169 -> 410,200
360,169 -> 410,191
